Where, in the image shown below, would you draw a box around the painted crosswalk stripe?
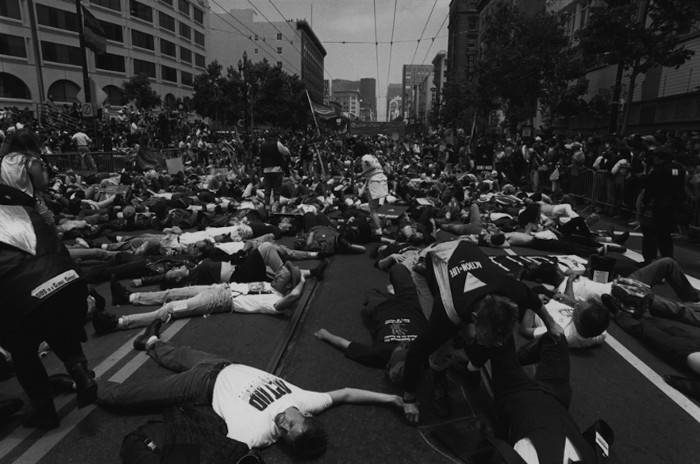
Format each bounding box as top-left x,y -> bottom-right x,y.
0,331 -> 142,461
5,320 -> 189,464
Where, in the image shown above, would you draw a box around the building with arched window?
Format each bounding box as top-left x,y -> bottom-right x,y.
0,0 -> 208,109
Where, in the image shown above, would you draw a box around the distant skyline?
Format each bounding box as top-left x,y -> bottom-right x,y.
210,0 -> 450,120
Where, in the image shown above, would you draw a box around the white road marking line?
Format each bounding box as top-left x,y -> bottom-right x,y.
109,320 -> 187,383
624,249 -> 700,289
0,332 -> 141,461
604,335 -> 700,423
508,245 -> 700,421
6,320 -> 189,464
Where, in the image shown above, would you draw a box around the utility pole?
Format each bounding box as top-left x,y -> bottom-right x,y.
75,0 -> 92,106
26,0 -> 45,105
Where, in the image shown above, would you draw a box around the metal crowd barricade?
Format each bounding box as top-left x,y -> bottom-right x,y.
563,165 -> 698,232
47,151 -> 118,173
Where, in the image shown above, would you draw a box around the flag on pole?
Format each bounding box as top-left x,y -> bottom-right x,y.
82,6 -> 107,54
309,100 -> 340,120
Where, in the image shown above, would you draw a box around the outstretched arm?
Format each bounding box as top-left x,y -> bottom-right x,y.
314,328 -> 351,351
327,388 -> 403,409
274,276 -> 306,312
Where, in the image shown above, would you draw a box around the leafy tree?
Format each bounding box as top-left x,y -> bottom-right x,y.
477,4 -> 585,131
577,0 -> 700,133
194,56 -> 310,129
441,80 -> 479,130
122,74 -> 161,109
192,61 -> 227,121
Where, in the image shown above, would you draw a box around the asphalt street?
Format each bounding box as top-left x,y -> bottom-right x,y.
1,232 -> 699,464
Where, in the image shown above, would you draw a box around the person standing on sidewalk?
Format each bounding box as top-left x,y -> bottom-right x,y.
71,126 -> 97,172
639,146 -> 686,264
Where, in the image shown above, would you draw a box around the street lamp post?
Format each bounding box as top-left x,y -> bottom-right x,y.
237,52 -> 250,132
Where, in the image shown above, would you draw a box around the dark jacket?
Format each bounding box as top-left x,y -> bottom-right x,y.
120,404 -> 249,464
0,184 -> 80,322
260,141 -> 287,170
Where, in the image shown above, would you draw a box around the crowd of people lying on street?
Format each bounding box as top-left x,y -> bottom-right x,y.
2,121 -> 700,463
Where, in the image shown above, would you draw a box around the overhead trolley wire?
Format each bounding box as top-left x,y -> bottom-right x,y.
209,0 -> 304,76
410,0 -> 439,64
385,0 -> 399,91
420,12 -> 448,64
372,0 -> 381,99
265,0 -> 336,81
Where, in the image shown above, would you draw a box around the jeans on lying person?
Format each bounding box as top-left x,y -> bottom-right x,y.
629,257 -> 700,302
648,295 -> 700,328
616,312 -> 700,369
99,341 -> 229,411
121,285 -> 233,329
256,242 -> 315,273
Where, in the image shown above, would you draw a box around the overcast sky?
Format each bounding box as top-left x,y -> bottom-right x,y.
211,0 -> 450,120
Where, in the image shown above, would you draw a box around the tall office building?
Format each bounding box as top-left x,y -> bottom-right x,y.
386,83 -> 402,121
208,10 -> 326,103
329,78 -> 376,120
0,0 -> 209,108
359,77 -> 376,119
402,64 -> 433,121
432,51 -> 447,121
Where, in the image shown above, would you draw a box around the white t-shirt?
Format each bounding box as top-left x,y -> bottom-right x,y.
71,131 -> 92,147
513,436 -> 582,464
212,364 -> 333,449
179,225 -> 254,245
557,276 -> 612,302
531,300 -> 606,348
229,282 -> 283,314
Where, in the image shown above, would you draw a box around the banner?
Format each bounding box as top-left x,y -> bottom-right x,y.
309,101 -> 340,120
82,6 -> 107,54
349,121 -> 405,138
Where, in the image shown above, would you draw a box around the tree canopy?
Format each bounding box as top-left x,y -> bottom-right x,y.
476,4 -> 586,129
122,74 -> 161,110
192,57 -> 311,129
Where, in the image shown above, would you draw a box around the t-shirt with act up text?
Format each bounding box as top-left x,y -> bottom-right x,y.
211,364 -> 333,449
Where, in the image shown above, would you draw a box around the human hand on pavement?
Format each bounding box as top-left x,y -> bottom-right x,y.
314,328 -> 330,341
403,401 -> 420,424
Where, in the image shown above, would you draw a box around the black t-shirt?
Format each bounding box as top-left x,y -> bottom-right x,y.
189,259 -> 222,285
428,241 -> 541,324
345,293 -> 427,368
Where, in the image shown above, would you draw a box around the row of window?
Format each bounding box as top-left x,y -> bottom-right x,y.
98,54 -> 192,85
86,0 -> 203,25
158,0 -> 202,22
1,2 -> 205,49
130,0 -> 203,25
0,32 -> 202,74
157,10 -> 205,46
0,30 -> 203,67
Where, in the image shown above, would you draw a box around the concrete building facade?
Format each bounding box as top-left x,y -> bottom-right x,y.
431,51 -> 447,121
359,77 -> 376,120
548,0 -> 700,131
329,78 -> 376,120
402,64 -> 433,121
208,9 -> 326,102
416,71 -> 435,127
333,89 -> 361,118
0,0 -> 209,109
